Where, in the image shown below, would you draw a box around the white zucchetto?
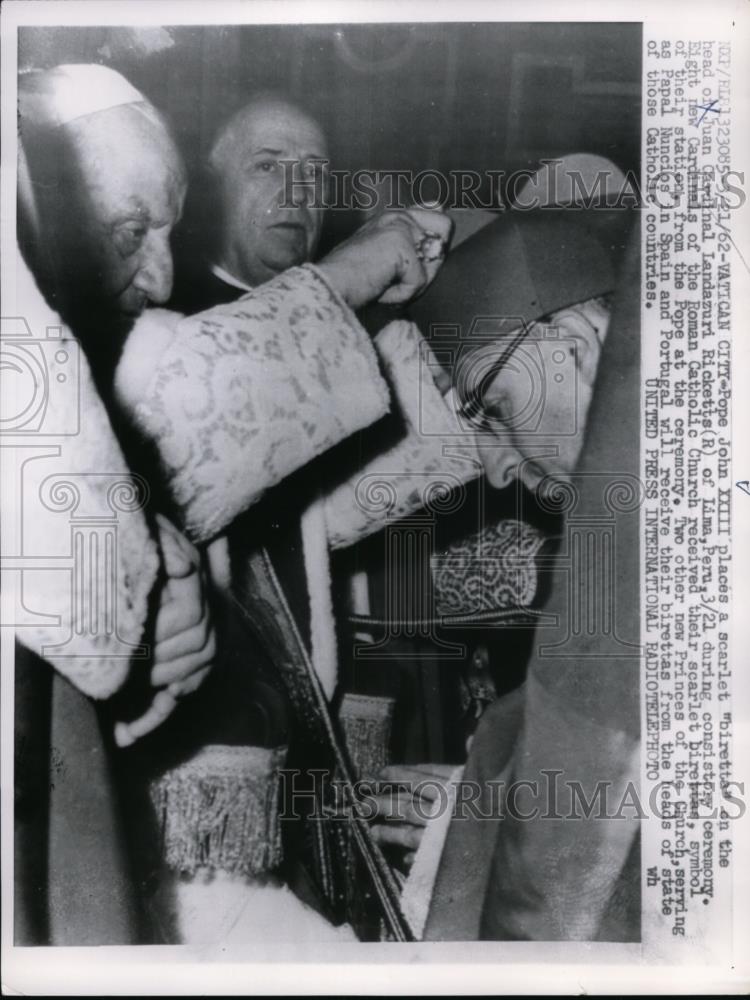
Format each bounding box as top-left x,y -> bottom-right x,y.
19,63 -> 146,130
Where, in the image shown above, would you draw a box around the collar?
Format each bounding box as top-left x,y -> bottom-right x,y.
210,262 -> 254,293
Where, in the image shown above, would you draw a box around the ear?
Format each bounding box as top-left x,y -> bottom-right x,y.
557,308 -> 606,388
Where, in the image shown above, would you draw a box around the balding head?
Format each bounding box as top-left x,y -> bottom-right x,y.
60,103 -> 186,315
20,67 -> 186,354
207,94 -> 328,286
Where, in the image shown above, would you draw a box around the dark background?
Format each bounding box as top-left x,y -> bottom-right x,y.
20,22 -> 641,246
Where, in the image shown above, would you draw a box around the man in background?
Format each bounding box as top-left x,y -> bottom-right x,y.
171,93 -> 328,311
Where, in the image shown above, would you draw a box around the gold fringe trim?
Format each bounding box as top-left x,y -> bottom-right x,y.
339,694 -> 394,780
149,744 -> 286,877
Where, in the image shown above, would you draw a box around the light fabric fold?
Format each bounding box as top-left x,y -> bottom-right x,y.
480,671 -> 640,941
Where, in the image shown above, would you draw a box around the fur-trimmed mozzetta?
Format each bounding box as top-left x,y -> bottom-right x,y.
12,254 -> 159,700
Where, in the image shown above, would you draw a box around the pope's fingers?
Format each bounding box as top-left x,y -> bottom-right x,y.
371,210 -> 446,303
370,208 -> 424,234
153,594 -> 206,644
404,206 -> 453,245
168,663 -> 212,699
156,513 -> 200,579
160,531 -> 193,580
406,209 -> 451,291
153,568 -> 206,642
376,208 -> 450,266
113,689 -> 178,747
153,601 -> 211,662
151,626 -> 216,687
374,207 -> 451,242
369,210 -> 435,255
378,245 -> 428,305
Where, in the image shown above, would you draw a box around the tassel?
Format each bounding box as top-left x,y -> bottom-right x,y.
149,744 -> 286,877
338,694 -> 394,780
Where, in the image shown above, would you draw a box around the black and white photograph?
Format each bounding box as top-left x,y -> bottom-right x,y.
1,2 -> 748,995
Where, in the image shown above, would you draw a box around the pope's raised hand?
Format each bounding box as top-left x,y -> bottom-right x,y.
316,208 -> 452,310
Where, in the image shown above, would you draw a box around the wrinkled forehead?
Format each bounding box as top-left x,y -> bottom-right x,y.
460,298 -> 609,400
538,298 -> 611,348
222,103 -> 328,160
496,299 -> 609,353
63,104 -> 186,218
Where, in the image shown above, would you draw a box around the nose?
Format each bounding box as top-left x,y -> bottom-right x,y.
133,229 -> 173,305
287,161 -> 321,212
290,182 -> 313,211
477,432 -> 522,489
486,446 -> 520,488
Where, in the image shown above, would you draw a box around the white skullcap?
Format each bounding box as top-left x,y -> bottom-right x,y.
19,63 -> 147,130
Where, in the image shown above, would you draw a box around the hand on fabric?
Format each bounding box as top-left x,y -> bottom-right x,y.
316,208 -> 452,309
368,763 -> 456,871
113,514 -> 215,746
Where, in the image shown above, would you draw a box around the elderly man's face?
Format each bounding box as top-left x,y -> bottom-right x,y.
60,104 -> 186,318
476,299 -> 609,494
211,100 -> 328,286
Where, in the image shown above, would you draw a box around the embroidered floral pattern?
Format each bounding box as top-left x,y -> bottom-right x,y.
324,321 -> 483,549
126,265 -> 390,543
431,519 -> 546,615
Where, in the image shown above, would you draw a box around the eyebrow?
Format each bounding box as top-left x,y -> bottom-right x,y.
251,147 -> 327,160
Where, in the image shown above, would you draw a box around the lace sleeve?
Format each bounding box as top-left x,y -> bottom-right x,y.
120,265 -> 390,543
324,320 -> 482,550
